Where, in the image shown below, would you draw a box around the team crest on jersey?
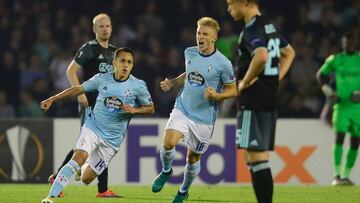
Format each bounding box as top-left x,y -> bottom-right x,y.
104,96 -> 123,111
188,72 -> 205,87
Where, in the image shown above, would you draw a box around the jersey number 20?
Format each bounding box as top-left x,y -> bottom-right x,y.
264,38 -> 280,76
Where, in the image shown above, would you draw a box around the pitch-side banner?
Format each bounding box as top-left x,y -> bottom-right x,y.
0,119 -> 53,183
53,118 -> 360,185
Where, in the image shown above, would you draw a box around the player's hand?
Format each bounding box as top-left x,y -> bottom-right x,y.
160,78 -> 173,92
351,90 -> 360,103
120,103 -> 135,114
205,87 -> 219,100
40,98 -> 54,112
238,77 -> 258,96
77,94 -> 89,107
327,94 -> 340,104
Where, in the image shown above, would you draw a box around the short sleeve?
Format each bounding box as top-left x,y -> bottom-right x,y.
319,55 -> 336,75
74,43 -> 93,67
221,60 -> 236,84
82,73 -> 102,92
136,81 -> 153,106
245,26 -> 267,54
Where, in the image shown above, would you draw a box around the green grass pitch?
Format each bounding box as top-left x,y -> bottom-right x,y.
1,184 -> 360,202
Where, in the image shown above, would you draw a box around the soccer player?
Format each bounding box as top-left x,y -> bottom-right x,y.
41,47 -> 155,203
226,0 -> 295,202
316,32 -> 360,186
48,13 -> 119,197
151,17 -> 237,203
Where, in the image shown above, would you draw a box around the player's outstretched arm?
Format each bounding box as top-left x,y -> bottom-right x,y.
160,72 -> 186,92
279,45 -> 296,80
121,103 -> 155,114
40,86 -> 85,112
205,82 -> 237,101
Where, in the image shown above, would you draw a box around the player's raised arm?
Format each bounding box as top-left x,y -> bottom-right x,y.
279,44 -> 296,80
40,86 -> 85,111
160,72 -> 186,92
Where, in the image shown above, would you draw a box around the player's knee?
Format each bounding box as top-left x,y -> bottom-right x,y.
163,142 -> 176,150
81,176 -> 93,185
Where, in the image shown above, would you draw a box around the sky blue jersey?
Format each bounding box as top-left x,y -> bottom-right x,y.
175,46 -> 235,125
82,72 -> 153,149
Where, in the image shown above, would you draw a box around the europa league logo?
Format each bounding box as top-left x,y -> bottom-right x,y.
0,125 -> 44,181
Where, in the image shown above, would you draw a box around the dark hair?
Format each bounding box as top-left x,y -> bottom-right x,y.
342,32 -> 355,40
114,47 -> 134,59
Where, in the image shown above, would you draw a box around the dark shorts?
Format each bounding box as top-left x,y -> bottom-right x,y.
78,105 -> 93,126
236,109 -> 277,151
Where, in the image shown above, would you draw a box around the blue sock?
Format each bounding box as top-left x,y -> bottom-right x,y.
179,161 -> 201,193
160,147 -> 176,172
48,160 -> 80,197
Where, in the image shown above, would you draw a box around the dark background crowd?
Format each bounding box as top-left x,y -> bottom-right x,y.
0,0 -> 359,118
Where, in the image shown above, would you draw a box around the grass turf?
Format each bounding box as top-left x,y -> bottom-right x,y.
1,184 -> 360,203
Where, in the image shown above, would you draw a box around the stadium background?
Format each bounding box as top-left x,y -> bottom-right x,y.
0,0 -> 360,187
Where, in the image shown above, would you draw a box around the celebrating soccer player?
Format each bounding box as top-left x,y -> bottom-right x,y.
41,47 -> 155,203
151,17 -> 237,203
226,0 -> 296,202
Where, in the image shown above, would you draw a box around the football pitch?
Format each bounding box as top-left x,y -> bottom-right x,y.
1,184 -> 360,203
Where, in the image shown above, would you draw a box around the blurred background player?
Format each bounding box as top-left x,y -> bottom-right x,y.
41,47 -> 155,203
316,32 -> 360,186
151,17 -> 237,203
48,13 -> 120,197
226,0 -> 295,202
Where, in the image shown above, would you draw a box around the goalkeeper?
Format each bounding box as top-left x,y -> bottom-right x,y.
316,32 -> 360,186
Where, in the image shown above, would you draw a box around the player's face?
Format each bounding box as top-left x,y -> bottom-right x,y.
93,17 -> 112,41
342,37 -> 357,54
113,52 -> 133,80
226,0 -> 245,21
196,25 -> 217,55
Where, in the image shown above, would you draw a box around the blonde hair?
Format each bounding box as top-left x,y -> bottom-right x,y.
93,13 -> 111,26
197,17 -> 220,34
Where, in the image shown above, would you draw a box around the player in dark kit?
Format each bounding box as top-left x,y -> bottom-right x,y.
226,0 -> 295,203
48,13 -> 121,198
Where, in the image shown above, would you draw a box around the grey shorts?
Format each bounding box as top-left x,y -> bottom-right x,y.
236,109 -> 277,151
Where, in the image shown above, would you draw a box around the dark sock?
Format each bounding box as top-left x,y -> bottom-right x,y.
249,161 -> 273,203
97,167 -> 108,193
56,150 -> 74,177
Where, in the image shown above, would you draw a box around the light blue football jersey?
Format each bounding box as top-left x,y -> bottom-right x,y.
82,72 -> 153,149
175,46 -> 235,125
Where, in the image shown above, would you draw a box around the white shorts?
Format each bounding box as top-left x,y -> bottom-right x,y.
165,108 -> 214,154
75,126 -> 117,175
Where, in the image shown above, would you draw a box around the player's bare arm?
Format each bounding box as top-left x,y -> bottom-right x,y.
316,69 -> 339,103
160,72 -> 186,92
205,82 -> 237,101
238,47 -> 267,94
66,60 -> 89,107
278,45 -> 296,80
121,103 -> 155,114
41,86 -> 85,111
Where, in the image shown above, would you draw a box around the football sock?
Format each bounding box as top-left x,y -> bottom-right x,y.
56,150 -> 74,177
97,167 -> 109,193
49,160 -> 80,198
342,148 -> 358,178
160,147 -> 176,172
333,144 -> 343,176
249,161 -> 273,203
179,161 -> 201,193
